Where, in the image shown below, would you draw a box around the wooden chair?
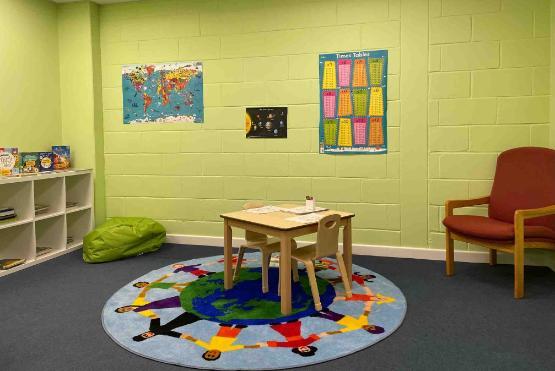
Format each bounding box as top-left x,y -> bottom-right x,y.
234,202 -> 298,293
290,214 -> 352,310
443,147 -> 555,298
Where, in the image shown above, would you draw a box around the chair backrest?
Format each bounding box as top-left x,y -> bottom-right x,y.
315,214 -> 341,257
243,202 -> 267,243
489,147 -> 555,230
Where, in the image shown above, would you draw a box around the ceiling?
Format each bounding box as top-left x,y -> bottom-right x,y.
51,0 -> 137,4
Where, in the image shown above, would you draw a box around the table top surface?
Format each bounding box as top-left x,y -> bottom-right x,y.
220,204 -> 355,231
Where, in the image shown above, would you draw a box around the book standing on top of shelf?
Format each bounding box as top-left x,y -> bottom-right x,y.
52,146 -> 70,170
0,148 -> 19,176
21,152 -> 40,174
39,152 -> 53,172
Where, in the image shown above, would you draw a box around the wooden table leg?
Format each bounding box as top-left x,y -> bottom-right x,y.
343,218 -> 353,286
224,219 -> 233,290
279,233 -> 292,315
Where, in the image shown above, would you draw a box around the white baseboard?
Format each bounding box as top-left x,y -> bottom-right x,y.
166,234 -> 493,264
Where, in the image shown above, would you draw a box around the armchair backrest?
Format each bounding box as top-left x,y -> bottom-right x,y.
243,202 -> 267,243
489,147 -> 555,229
315,214 -> 341,257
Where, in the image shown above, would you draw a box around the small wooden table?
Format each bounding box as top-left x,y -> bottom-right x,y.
220,204 -> 355,315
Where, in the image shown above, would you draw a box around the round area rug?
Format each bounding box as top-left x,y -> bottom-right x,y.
102,253 -> 407,370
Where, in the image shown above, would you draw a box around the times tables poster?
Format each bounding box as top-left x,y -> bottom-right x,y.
319,50 -> 388,154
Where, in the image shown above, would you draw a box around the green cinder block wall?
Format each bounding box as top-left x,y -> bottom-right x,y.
100,0 -> 403,245
0,0 -> 62,149
98,0 -> 552,265
58,1 -> 107,225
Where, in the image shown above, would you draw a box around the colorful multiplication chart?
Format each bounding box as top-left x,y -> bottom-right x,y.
319,50 -> 388,154
338,89 -> 353,116
338,59 -> 352,87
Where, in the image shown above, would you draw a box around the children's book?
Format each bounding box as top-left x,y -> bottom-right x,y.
52,146 -> 70,170
0,148 -> 19,176
39,152 -> 54,172
21,152 -> 40,174
0,258 -> 26,270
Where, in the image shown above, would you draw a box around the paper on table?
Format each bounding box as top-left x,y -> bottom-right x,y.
279,206 -> 328,215
286,213 -> 325,224
244,205 -> 282,214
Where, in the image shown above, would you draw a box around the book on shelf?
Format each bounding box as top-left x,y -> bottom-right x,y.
36,246 -> 53,257
66,201 -> 78,208
34,204 -> 49,215
67,236 -> 74,244
0,207 -> 15,217
0,258 -> 26,270
21,152 -> 40,174
0,207 -> 16,221
0,148 -> 20,176
52,146 -> 70,170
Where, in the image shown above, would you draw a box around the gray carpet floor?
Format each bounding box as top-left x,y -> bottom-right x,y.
1,243 -> 555,370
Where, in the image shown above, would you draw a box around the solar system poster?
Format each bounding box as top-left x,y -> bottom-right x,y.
245,107 -> 287,138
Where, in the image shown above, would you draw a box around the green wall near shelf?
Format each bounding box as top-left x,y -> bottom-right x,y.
0,0 -> 62,150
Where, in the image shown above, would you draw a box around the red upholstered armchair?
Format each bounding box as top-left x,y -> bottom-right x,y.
443,147 -> 555,298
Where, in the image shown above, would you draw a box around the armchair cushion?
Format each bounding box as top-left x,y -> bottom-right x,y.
443,215 -> 555,241
489,147 -> 555,230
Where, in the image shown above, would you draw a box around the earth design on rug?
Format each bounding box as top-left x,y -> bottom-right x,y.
180,268 -> 335,325
102,253 -> 407,370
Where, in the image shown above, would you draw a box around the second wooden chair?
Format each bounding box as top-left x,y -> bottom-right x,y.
291,214 -> 352,310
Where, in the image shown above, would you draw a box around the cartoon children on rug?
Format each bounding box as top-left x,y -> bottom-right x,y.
172,263 -> 214,278
313,285 -> 390,335
311,308 -> 385,335
316,258 -> 376,286
132,312 -> 202,342
265,320 -> 320,357
180,324 -> 248,361
115,275 -> 190,319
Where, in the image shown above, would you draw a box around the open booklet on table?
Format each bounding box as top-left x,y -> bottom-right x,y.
244,205 -> 328,215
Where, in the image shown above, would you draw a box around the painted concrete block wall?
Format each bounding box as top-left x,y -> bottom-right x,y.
428,0 -> 552,253
58,1 -> 107,224
0,0 -> 62,150
100,0 -> 402,246
99,0 -> 551,258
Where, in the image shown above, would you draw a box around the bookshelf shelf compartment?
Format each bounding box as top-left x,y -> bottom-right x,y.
0,181 -> 33,223
34,177 -> 64,217
36,215 -> 66,256
0,223 -> 35,262
67,209 -> 92,249
66,173 -> 92,212
0,169 -> 93,277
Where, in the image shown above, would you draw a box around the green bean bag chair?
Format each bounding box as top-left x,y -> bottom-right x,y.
83,217 -> 166,263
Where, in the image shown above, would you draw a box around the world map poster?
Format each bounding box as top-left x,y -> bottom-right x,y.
122,62 -> 203,124
319,50 -> 388,154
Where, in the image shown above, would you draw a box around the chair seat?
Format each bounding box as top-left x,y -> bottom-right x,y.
241,237 -> 281,253
290,244 -> 318,262
443,215 -> 555,241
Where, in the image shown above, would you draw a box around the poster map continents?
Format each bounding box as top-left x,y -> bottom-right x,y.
122,62 -> 204,124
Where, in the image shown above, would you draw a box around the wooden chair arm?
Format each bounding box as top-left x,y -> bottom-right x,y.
514,204 -> 555,245
445,196 -> 490,216
515,205 -> 555,221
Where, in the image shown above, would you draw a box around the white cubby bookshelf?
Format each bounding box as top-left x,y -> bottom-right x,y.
0,169 -> 93,277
